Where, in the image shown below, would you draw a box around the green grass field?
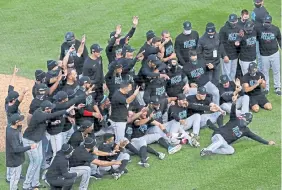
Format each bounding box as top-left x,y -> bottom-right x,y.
0,0 -> 281,189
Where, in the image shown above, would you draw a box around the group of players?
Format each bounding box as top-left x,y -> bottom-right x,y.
5,0 -> 279,189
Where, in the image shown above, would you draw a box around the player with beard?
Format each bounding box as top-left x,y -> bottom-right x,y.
242,62 -> 272,112
62,68 -> 79,93
175,21 -> 199,66
166,59 -> 190,97
161,30 -> 177,64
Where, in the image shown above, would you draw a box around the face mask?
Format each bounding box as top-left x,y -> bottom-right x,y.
183,30 -> 192,35
254,3 -> 262,8
263,23 -> 271,29
208,34 -> 214,38
191,61 -> 197,65
229,22 -> 237,28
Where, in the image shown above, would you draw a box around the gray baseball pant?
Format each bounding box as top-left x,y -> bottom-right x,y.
9,165 -> 22,190
99,152 -> 130,174
200,112 -> 221,127
62,127 -> 74,144
206,134 -> 235,154
136,91 -> 146,106
6,167 -> 11,181
109,120 -> 127,143
22,138 -> 43,189
69,166 -> 91,190
49,133 -> 63,164
186,82 -> 220,105
221,59 -> 238,81
130,134 -> 162,151
256,41 -> 262,71
220,95 -> 250,116
239,60 -> 255,75
94,126 -> 114,137
261,51 -> 281,91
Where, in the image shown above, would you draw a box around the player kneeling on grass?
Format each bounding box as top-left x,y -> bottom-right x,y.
200,101 -> 275,157
6,114 -> 37,190
242,62 -> 272,113
98,133 -> 130,180
45,144 -> 77,190
167,94 -> 201,147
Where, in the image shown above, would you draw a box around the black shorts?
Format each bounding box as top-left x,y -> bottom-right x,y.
249,94 -> 269,108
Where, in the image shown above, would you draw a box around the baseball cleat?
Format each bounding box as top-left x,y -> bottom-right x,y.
168,144 -> 182,154
275,88 -> 281,96
112,173 -> 122,180
158,152 -> 166,160
200,148 -> 213,157
90,173 -> 103,179
138,161 -> 150,168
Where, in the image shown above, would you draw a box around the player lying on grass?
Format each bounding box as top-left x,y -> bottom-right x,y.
200,100 -> 275,157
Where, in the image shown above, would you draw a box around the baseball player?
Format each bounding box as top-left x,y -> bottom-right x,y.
6,114 -> 37,190
183,50 -> 220,105
22,100 -> 75,190
45,144 -> 77,190
257,15 -> 281,95
237,9 -> 250,30
68,120 -> 95,149
62,68 -> 79,92
242,62 -> 272,112
143,76 -> 168,105
98,134 -> 130,180
197,22 -> 228,86
186,87 -> 226,128
200,102 -> 275,157
167,94 -> 201,147
219,14 -> 240,81
175,21 -> 199,66
161,30 -> 177,64
105,61 -> 123,100
60,32 -> 88,77
165,59 -> 190,97
106,16 -> 139,63
251,0 -> 269,71
109,81 -> 140,143
219,75 -> 250,116
69,137 -> 122,187
32,69 -> 46,98
236,21 -> 257,75
83,44 -> 106,103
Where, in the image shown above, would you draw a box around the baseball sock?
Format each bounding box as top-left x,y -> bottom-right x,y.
146,146 -> 159,156
118,160 -> 129,173
125,143 -> 140,155
139,146 -> 148,163
158,137 -> 169,149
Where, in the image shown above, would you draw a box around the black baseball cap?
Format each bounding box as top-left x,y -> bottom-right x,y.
110,31 -> 122,38
6,91 -> 19,102
244,21 -> 255,30
47,60 -> 58,71
220,75 -> 229,84
183,21 -> 192,30
177,94 -> 186,100
150,96 -> 160,105
122,45 -> 135,54
206,22 -> 216,33
40,100 -> 56,110
146,30 -> 156,41
10,113 -> 24,125
65,32 -> 75,42
67,56 -> 75,68
113,61 -> 123,69
90,44 -> 103,53
120,80 -> 130,88
53,91 -> 68,102
37,83 -> 48,92
197,86 -> 207,95
248,62 -> 258,73
61,144 -> 74,155
35,70 -> 46,82
103,133 -> 114,142
147,54 -> 162,65
84,137 -> 96,149
79,76 -> 91,86
229,14 -> 238,22
263,15 -> 272,23
79,120 -> 93,131
66,89 -> 76,99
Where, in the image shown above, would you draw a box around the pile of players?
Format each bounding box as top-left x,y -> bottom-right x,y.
5,1 -> 278,190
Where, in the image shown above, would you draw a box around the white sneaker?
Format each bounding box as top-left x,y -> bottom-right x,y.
158,152 -> 166,160
168,144 -> 182,154
138,161 -> 150,168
